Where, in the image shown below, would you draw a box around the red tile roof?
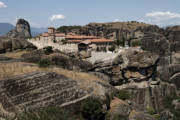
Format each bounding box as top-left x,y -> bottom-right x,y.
55,33 -> 66,37
67,38 -> 114,44
41,33 -> 49,37
90,38 -> 114,43
67,40 -> 82,43
65,35 -> 96,39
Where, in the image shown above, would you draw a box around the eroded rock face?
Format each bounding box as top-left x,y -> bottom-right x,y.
165,26 -> 180,52
107,97 -> 131,120
142,32 -> 170,57
129,110 -> 155,120
92,48 -> 159,86
6,19 -> 31,39
115,81 -> 177,112
0,37 -> 37,53
0,72 -> 116,115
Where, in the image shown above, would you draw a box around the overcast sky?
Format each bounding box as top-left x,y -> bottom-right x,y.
0,0 -> 180,28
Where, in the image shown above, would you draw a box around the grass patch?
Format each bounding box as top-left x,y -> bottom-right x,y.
116,90 -> 131,100
131,40 -> 142,47
3,50 -> 28,59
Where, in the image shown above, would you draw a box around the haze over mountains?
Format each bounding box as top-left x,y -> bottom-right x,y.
0,23 -> 47,36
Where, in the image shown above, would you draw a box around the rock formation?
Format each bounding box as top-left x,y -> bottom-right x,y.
0,19 -> 36,54
0,37 -> 36,53
6,19 -> 31,38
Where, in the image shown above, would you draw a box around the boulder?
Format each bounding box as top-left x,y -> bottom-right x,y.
117,82 -> 177,112
172,99 -> 180,110
142,32 -> 170,57
107,97 -> 131,120
165,25 -> 180,52
0,37 -> 36,54
6,19 -> 31,38
159,110 -> 173,120
157,64 -> 180,83
129,110 -> 155,120
171,52 -> 180,64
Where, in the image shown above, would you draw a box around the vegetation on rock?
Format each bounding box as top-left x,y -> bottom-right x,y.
81,97 -> 105,120
116,90 -> 131,100
57,25 -> 82,33
44,46 -> 53,55
38,59 -> 50,67
163,95 -> 180,120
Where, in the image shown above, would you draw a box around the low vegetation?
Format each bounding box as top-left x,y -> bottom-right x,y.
113,115 -> 128,120
38,59 -> 51,67
131,40 -> 142,47
146,107 -> 156,115
108,45 -> 116,52
163,95 -> 180,120
116,90 -> 131,100
57,25 -> 82,33
44,46 -> 53,55
81,97 -> 105,120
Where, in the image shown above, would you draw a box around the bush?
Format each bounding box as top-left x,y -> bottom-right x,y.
113,115 -> 128,120
117,90 -> 130,100
61,39 -> 67,44
116,39 -> 124,46
108,45 -> 116,52
44,46 -> 53,55
147,107 -> 156,115
131,40 -> 142,47
81,97 -> 105,120
163,95 -> 180,120
13,107 -> 75,120
38,59 -> 50,67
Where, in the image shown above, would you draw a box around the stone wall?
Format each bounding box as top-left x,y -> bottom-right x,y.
28,38 -> 78,53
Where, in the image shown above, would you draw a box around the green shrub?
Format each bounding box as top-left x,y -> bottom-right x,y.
153,114 -> 160,120
113,115 -> 128,120
44,46 -> 53,55
108,45 -> 116,52
38,59 -> 50,67
81,97 -> 105,120
147,107 -> 156,115
131,40 -> 142,47
61,39 -> 67,44
117,90 -> 130,100
163,95 -> 180,120
13,107 -> 75,120
116,39 -> 124,46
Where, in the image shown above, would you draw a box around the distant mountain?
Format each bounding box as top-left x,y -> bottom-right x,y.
0,23 -> 14,35
0,23 -> 47,37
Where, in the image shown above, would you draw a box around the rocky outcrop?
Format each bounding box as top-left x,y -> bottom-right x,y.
107,97 -> 131,120
0,72 -> 116,116
129,110 -> 155,120
21,50 -> 93,72
92,48 -> 159,85
0,37 -> 37,54
165,25 -> 180,52
123,82 -> 177,112
6,19 -> 31,39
